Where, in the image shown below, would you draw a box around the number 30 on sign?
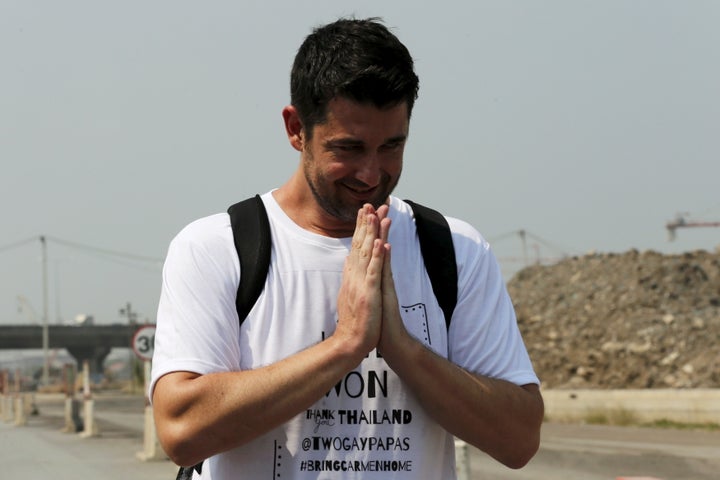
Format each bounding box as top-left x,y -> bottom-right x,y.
132,325 -> 156,361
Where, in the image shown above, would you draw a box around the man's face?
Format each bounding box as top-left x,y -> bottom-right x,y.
302,97 -> 409,223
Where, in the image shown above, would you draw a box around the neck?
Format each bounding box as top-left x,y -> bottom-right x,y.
272,179 -> 357,238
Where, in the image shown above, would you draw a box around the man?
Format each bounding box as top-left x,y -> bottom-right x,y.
151,17 -> 543,479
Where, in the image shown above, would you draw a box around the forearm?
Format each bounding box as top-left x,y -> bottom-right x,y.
382,335 -> 543,469
153,334 -> 364,466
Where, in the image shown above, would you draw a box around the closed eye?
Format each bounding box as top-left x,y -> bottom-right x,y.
325,140 -> 365,156
336,144 -> 363,152
381,140 -> 404,151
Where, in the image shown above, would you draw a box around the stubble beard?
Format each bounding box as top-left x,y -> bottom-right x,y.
303,159 -> 399,223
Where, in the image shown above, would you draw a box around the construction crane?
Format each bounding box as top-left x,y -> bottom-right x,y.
666,213 -> 720,241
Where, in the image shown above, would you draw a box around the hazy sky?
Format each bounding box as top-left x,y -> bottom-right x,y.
2,1 -> 719,327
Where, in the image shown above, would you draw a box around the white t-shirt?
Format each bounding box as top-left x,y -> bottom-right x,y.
151,192 -> 539,480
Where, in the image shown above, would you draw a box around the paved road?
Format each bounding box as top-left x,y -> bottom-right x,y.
470,422 -> 720,480
2,392 -> 178,480
2,392 -> 719,479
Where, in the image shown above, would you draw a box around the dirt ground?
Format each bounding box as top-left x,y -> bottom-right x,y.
507,248 -> 720,389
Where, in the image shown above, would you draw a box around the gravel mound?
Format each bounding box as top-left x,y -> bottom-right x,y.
508,249 -> 720,389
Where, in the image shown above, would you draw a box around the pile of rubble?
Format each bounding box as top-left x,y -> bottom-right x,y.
508,249 -> 720,389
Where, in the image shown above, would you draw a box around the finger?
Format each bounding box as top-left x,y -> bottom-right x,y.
379,217 -> 391,246
351,205 -> 368,248
359,212 -> 380,267
348,205 -> 370,271
381,242 -> 394,287
376,204 -> 390,223
365,238 -> 386,287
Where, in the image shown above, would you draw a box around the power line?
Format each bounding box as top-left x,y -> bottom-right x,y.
486,230 -> 524,244
60,251 -> 163,273
0,236 -> 38,255
45,235 -> 163,264
522,231 -> 581,256
487,229 -> 580,256
0,235 -> 163,267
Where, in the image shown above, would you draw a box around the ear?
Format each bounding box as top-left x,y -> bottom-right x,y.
282,105 -> 304,152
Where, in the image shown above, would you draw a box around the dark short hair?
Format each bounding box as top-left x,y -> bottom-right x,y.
290,17 -> 419,138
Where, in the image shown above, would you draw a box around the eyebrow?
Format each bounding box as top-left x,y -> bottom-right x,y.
324,135 -> 407,148
384,135 -> 408,145
324,138 -> 364,148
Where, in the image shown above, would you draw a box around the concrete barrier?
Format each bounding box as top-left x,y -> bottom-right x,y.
62,396 -> 84,433
13,395 -> 26,426
79,360 -> 100,438
13,393 -> 34,426
454,439 -> 470,480
3,370 -> 29,425
136,361 -> 166,461
543,389 -> 720,424
79,398 -> 100,438
0,370 -> 8,422
60,363 -> 83,433
136,404 -> 166,461
1,395 -> 12,423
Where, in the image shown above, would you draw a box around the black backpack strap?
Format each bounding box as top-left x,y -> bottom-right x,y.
176,464 -> 200,479
405,200 -> 458,330
227,194 -> 272,323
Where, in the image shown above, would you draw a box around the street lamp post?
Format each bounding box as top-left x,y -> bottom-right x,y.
40,235 -> 49,386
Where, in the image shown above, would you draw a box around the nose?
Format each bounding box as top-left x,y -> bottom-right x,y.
354,155 -> 382,187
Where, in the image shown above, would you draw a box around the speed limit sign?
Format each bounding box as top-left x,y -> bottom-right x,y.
132,325 -> 156,361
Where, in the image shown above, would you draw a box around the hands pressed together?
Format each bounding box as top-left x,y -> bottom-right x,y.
334,204 -> 408,362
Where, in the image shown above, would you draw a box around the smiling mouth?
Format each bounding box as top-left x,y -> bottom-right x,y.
343,184 -> 378,199
346,185 -> 375,193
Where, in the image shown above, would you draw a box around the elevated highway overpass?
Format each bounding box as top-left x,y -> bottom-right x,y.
0,324 -> 151,375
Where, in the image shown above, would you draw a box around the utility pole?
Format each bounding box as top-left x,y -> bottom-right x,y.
40,235 -> 49,386
518,229 -> 528,267
119,302 -> 138,325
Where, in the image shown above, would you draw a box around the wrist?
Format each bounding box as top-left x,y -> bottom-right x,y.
378,326 -> 417,369
327,326 -> 375,368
